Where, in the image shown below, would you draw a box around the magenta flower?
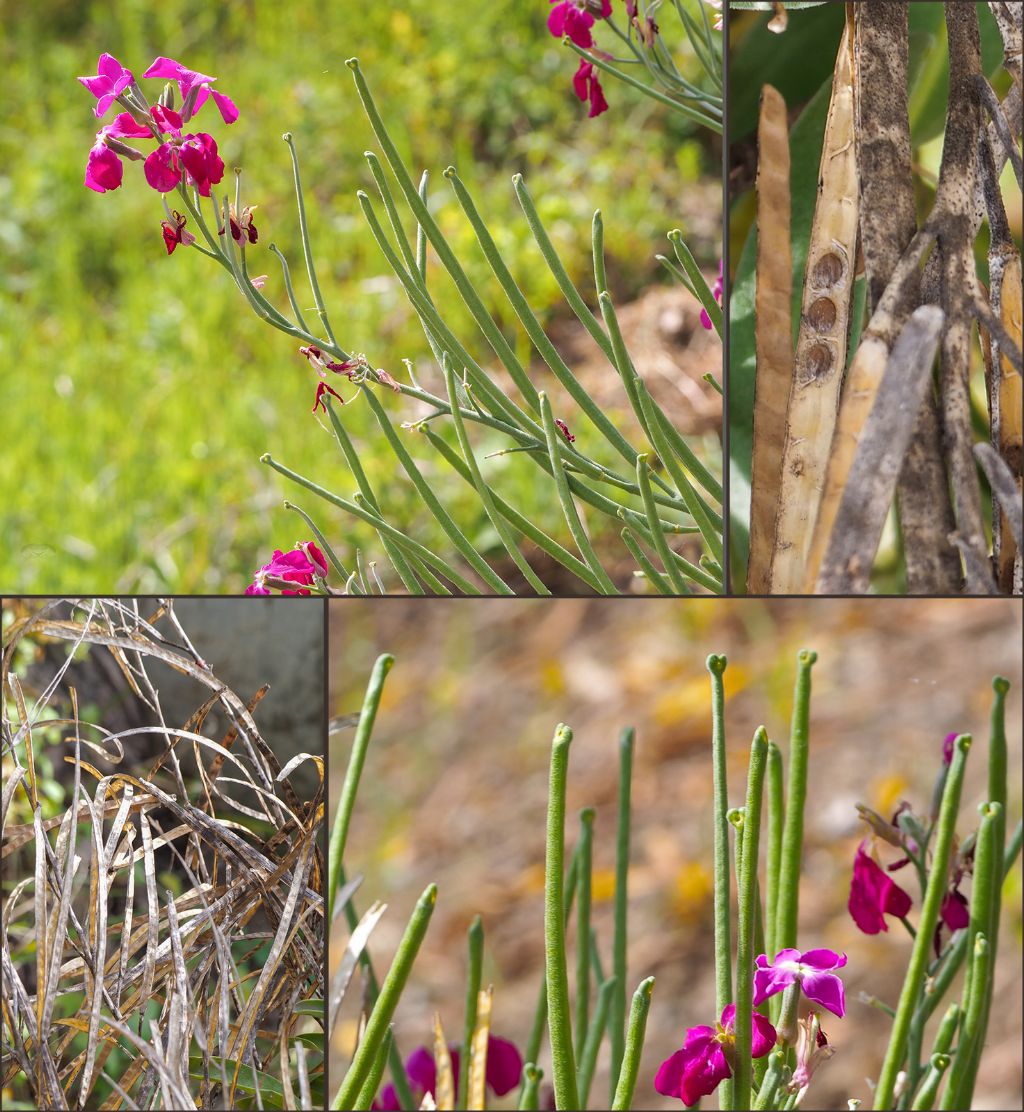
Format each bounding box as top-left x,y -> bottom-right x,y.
548,0 -> 611,48
245,542 -> 329,596
142,56 -> 239,124
753,949 -> 847,1018
573,60 -> 609,118
700,260 -> 724,330
84,112 -> 153,193
78,53 -> 135,117
144,114 -> 225,198
161,211 -> 196,255
655,1004 -> 776,1107
373,1036 -> 522,1110
555,418 -> 576,443
848,840 -> 913,934
942,731 -> 958,766
299,345 -> 359,376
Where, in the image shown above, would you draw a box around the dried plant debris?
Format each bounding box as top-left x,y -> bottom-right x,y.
1,599 -> 325,1110
743,0 -> 1023,595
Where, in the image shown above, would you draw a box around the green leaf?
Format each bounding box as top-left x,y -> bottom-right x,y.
188,1057 -> 285,1100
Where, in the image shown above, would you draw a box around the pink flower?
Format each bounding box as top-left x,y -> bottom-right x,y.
78,53 -> 134,118
573,60 -> 609,118
548,1 -> 611,48
701,260 -> 724,330
245,542 -> 329,596
753,949 -> 847,1018
143,56 -> 239,124
655,1004 -> 776,1106
373,1037 -> 522,1110
144,128 -> 225,197
942,731 -> 958,766
161,211 -> 196,255
848,840 -> 913,934
84,112 -> 153,193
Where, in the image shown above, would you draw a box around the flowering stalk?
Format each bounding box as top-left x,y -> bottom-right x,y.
457,916 -> 485,1112
353,1029 -> 394,1112
610,977 -> 655,1110
734,727 -> 769,1111
752,984 -> 800,1110
775,650 -> 817,953
873,735 -> 971,1110
332,883 -> 438,1110
544,725 -> 580,1111
908,1004 -> 959,1111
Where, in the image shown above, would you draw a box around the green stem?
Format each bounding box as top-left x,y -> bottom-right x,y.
575,808 -> 595,1065
874,735 -> 971,1110
943,801 -> 1001,1109
668,229 -> 722,337
578,977 -> 616,1108
518,1064 -> 543,1111
332,884 -> 438,1110
620,527 -> 674,594
327,654 -> 393,927
910,1053 -> 951,1111
359,384 -> 514,594
610,978 -> 655,1111
539,393 -> 619,595
268,243 -> 313,332
545,725 -> 580,1112
441,356 -> 550,595
457,916 -> 484,1110
775,650 -> 817,953
734,727 -> 769,1112
353,1028 -> 394,1111
636,454 -> 689,595
764,741 -> 784,965
283,132 -> 337,345
610,727 -> 635,1101
939,935 -> 989,1111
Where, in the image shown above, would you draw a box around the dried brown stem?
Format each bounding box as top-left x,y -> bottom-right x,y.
816,305 -> 945,593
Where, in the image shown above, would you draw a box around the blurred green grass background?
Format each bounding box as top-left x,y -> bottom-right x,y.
0,0 -> 719,593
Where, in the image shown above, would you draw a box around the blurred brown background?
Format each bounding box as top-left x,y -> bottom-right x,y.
329,598 -> 1022,1109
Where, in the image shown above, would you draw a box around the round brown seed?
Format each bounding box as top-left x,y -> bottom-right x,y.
805,341 -> 833,379
811,252 -> 844,287
807,297 -> 837,331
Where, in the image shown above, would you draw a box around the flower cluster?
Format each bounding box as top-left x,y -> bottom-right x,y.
372,1036 -> 521,1110
656,948 -> 846,1106
245,541 -> 329,595
78,53 -> 244,250
848,732 -> 974,952
547,1 -> 612,117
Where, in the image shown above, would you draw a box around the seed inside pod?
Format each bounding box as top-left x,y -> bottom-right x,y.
811,252 -> 844,288
805,341 -> 833,380
807,297 -> 837,331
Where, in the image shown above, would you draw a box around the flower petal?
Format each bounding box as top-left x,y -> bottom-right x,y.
85,144 -> 123,193
800,971 -> 846,1018
751,1012 -> 778,1058
143,56 -> 186,80
485,1036 -> 522,1096
654,1048 -> 691,1100
143,145 -> 182,192
799,948 -> 846,971
210,89 -> 240,124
